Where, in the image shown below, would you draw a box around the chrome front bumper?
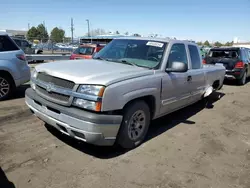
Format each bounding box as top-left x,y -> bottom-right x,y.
25,88 -> 123,146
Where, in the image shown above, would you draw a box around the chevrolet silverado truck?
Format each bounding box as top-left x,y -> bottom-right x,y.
25,37 -> 225,149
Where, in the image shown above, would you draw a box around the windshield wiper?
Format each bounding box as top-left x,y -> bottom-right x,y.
93,56 -> 104,60
94,57 -> 114,62
117,59 -> 138,67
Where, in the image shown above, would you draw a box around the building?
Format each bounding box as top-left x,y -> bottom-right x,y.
0,29 -> 27,38
79,34 -> 126,44
233,37 -> 250,48
233,42 -> 250,48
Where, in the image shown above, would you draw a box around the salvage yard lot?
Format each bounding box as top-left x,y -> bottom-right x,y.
0,82 -> 250,188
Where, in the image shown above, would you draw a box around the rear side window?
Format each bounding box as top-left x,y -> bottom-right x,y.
13,39 -> 21,47
73,46 -> 94,55
241,49 -> 249,62
188,45 -> 201,69
0,36 -> 19,52
21,40 -> 30,47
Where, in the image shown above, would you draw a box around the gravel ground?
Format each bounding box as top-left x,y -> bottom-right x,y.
0,81 -> 250,188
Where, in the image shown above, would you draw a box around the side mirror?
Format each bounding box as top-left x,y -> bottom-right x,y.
166,61 -> 188,73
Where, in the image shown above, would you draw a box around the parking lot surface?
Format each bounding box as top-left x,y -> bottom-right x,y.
0,82 -> 250,188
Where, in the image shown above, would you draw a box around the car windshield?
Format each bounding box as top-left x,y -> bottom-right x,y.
73,46 -> 94,55
93,39 -> 167,69
208,49 -> 240,59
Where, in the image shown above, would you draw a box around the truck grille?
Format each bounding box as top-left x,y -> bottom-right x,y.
37,72 -> 75,90
36,85 -> 70,102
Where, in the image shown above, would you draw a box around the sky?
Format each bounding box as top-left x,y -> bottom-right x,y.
0,0 -> 250,42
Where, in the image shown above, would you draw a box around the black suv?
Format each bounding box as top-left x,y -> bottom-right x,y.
203,47 -> 250,85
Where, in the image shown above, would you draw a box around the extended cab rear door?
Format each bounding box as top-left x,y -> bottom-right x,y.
186,44 -> 206,103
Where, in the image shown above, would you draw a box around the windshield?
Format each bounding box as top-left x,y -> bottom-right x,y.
208,49 -> 240,59
94,39 -> 167,69
73,46 -> 94,55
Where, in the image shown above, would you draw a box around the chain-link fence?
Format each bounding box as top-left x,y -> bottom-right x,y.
27,37 -> 79,54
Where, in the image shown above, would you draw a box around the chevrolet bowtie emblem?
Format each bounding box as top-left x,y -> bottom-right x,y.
46,83 -> 54,92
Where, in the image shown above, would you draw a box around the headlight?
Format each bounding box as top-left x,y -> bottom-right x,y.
30,69 -> 38,90
73,85 -> 105,111
73,98 -> 101,111
77,85 -> 105,96
31,69 -> 38,79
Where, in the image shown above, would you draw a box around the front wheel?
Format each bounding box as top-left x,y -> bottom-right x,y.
117,101 -> 151,149
237,71 -> 247,85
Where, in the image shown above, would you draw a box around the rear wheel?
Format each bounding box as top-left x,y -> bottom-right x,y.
117,100 -> 151,149
0,73 -> 15,101
237,71 -> 247,85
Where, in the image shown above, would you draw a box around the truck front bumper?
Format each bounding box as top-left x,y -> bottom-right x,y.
25,88 -> 123,146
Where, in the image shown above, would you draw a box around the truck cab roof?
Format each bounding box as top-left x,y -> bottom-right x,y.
113,36 -> 198,46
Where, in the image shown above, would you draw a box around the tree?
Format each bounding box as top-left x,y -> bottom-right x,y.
203,40 -> 210,46
196,41 -> 203,46
36,24 -> 49,42
214,41 -> 222,47
27,27 -> 39,41
115,31 -> 120,34
124,32 -> 129,35
50,27 -> 65,43
26,23 -> 49,42
63,37 -> 72,43
224,41 -> 233,46
133,33 -> 141,37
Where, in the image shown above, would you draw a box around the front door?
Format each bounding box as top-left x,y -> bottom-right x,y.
160,43 -> 192,115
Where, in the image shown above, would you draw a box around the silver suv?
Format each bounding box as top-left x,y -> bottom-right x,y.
0,32 -> 30,100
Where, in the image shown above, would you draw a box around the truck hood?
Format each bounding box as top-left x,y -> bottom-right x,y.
35,59 -> 154,85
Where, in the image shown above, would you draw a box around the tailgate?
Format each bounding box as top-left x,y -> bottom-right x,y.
205,57 -> 238,70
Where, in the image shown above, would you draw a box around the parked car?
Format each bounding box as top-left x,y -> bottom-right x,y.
70,44 -> 105,60
0,32 -> 30,100
25,37 -> 225,149
203,47 -> 250,85
11,37 -> 43,55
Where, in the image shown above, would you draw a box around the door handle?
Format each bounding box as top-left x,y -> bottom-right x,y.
187,76 -> 192,82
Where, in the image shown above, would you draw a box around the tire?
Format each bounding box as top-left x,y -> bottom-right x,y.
36,51 -> 44,63
0,73 -> 15,101
237,71 -> 247,85
117,100 -> 151,149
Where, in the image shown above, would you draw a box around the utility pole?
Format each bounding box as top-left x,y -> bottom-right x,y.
42,21 -> 46,43
86,19 -> 92,43
71,18 -> 74,43
28,23 -> 30,30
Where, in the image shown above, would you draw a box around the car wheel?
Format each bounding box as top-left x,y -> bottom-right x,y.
237,71 -> 247,85
117,100 -> 150,149
0,74 -> 15,101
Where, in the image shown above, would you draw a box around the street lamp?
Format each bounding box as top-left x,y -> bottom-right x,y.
86,19 -> 92,43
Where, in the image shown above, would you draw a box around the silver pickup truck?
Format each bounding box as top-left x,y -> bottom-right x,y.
25,37 -> 225,149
